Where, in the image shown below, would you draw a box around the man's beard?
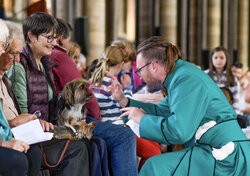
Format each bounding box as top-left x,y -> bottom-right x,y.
147,79 -> 163,93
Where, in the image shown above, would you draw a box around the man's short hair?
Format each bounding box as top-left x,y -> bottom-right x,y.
137,36 -> 182,75
0,19 -> 9,42
232,61 -> 243,69
56,18 -> 73,38
23,12 -> 58,43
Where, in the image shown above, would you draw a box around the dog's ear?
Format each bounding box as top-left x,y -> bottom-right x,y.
62,83 -> 74,104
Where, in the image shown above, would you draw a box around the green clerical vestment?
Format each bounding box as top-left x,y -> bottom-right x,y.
130,59 -> 250,176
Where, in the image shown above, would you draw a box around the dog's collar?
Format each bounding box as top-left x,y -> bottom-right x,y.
65,125 -> 78,137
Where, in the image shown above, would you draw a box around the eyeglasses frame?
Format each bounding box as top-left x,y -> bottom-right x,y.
40,34 -> 59,43
0,41 -> 10,51
135,62 -> 152,77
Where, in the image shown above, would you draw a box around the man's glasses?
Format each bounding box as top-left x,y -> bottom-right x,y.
135,62 -> 152,77
0,41 -> 9,51
40,34 -> 59,43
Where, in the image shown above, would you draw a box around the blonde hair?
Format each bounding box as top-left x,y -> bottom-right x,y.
90,46 -> 124,84
0,19 -> 9,42
67,42 -> 81,59
111,40 -> 136,62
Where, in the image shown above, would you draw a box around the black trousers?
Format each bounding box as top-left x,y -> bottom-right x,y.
26,144 -> 43,176
0,144 -> 42,176
41,139 -> 90,176
0,146 -> 28,176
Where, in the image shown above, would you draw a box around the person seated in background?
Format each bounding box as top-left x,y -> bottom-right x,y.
50,18 -> 138,176
132,83 -> 164,104
67,42 -> 87,78
0,18 -> 30,176
89,46 -> 133,124
86,59 -> 98,80
236,69 -> 250,124
221,87 -> 249,128
90,45 -> 161,171
231,62 -> 250,124
78,53 -> 87,78
231,61 -> 243,79
49,18 -> 82,94
4,21 -> 23,78
111,40 -> 143,92
0,20 -> 9,56
67,42 -> 81,65
50,18 -> 101,121
205,46 -> 240,114
48,18 -> 108,176
10,12 -> 91,176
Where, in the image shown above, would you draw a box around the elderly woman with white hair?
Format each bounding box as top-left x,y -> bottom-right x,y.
0,19 -> 9,55
0,19 -> 29,176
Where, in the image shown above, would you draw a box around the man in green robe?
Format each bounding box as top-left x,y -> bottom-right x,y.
109,36 -> 250,176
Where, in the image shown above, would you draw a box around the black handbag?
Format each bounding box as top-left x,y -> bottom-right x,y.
40,138 -> 70,168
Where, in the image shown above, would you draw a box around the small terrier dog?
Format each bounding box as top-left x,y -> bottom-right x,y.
54,116 -> 96,140
53,78 -> 96,140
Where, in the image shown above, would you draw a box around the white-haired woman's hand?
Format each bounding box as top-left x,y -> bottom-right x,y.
2,139 -> 30,153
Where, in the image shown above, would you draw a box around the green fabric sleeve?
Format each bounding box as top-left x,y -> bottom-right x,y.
10,62 -> 28,114
129,97 -> 171,117
139,75 -> 209,145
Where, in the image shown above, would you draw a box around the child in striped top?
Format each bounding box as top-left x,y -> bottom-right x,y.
89,46 -> 132,125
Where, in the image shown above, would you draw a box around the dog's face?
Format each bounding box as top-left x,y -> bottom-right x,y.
62,78 -> 92,105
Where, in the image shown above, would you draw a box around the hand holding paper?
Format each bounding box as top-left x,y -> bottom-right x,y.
11,119 -> 53,145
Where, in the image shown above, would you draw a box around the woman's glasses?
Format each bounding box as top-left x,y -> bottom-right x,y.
0,41 -> 10,51
7,49 -> 21,59
40,35 -> 59,43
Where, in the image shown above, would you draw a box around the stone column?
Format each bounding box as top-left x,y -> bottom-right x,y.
188,0 -> 198,63
207,0 -> 221,49
56,0 -> 69,21
179,0 -> 188,61
228,0 -> 238,63
105,0 -> 114,46
13,0 -> 27,21
237,0 -> 248,67
85,0 -> 106,65
138,0 -> 151,43
76,0 -> 84,17
202,0 -> 208,49
222,0 -> 229,48
126,0 -> 136,41
160,0 -> 177,44
3,0 -> 13,17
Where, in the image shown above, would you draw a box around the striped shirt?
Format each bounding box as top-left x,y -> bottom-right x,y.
204,70 -> 240,114
90,76 -> 132,125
